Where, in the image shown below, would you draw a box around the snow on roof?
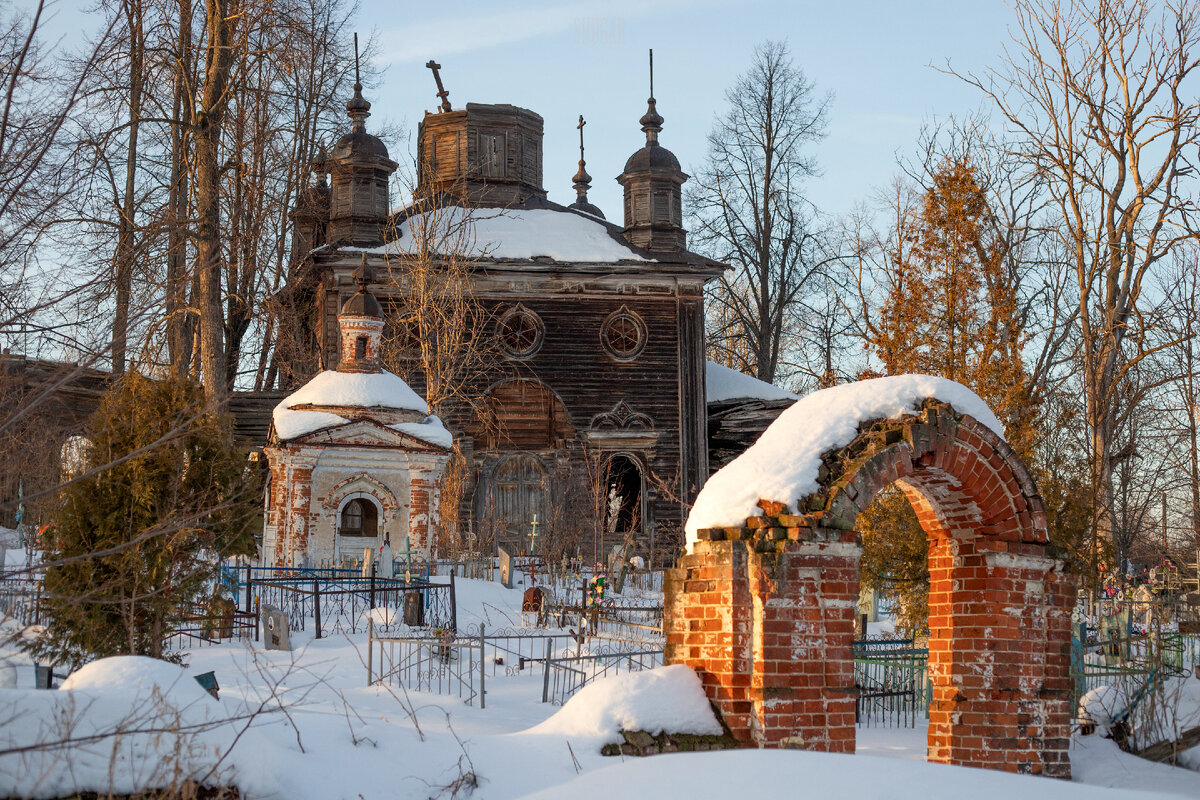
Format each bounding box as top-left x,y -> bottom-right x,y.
706,361 -> 798,404
355,207 -> 650,263
272,369 -> 450,446
526,664 -> 721,744
685,375 -> 1006,551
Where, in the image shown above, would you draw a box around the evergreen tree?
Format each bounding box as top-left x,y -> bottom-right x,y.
31,370 -> 258,665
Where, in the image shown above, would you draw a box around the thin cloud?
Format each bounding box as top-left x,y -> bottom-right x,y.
378,0 -> 726,65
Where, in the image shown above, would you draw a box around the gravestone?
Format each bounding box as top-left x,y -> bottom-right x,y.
262,604 -> 291,651
403,591 -> 425,627
498,546 -> 513,589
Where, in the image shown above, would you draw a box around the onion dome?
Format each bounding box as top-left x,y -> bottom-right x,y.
616,50 -> 688,252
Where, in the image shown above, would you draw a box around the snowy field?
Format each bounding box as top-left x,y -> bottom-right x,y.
1,575 -> 1199,799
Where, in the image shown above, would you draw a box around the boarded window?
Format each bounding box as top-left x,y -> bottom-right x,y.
473,380 -> 574,450
481,132 -> 506,178
434,132 -> 460,182
490,453 -> 548,551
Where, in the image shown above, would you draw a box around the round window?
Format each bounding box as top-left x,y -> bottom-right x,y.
601,307 -> 647,361
497,305 -> 544,358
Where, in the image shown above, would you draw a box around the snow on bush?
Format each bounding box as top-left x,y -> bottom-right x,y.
685,374 -> 1005,550
1079,684 -> 1126,735
527,664 -> 721,745
1,656 -> 243,798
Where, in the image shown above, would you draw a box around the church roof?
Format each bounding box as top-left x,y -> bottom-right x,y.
706,361 -> 799,405
272,370 -> 451,446
354,205 -> 653,263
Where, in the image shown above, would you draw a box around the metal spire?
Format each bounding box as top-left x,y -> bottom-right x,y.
639,48 -> 663,144
347,33 -> 371,133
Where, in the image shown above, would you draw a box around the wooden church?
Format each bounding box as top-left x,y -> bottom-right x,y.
276,61 -> 735,564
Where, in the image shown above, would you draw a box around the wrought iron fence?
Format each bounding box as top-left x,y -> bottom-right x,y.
853,638 -> 930,728
0,576 -> 42,627
368,622 -> 485,707
250,574 -> 456,637
163,605 -> 258,651
541,643 -> 664,705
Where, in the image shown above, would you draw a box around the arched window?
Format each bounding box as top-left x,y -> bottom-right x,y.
340,498 -> 378,537
355,336 -> 368,360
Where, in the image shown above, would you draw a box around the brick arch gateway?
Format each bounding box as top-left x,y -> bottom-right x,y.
665,398 -> 1076,778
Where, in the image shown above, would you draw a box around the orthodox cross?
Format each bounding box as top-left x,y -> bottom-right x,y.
426,60 -> 452,112
397,534 -> 414,583
577,115 -> 586,159
528,514 -> 539,556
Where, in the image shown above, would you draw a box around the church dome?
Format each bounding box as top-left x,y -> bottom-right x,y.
622,142 -> 681,174
332,130 -> 390,161
339,287 -> 383,318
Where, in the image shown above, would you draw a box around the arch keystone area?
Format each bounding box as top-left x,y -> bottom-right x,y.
665,377 -> 1075,778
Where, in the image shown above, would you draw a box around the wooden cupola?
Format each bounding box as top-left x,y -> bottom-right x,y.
326,66 -> 398,247
416,102 -> 547,206
617,51 -> 688,252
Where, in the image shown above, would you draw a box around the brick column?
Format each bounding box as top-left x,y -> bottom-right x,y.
665,519 -> 861,750
927,538 -> 1075,776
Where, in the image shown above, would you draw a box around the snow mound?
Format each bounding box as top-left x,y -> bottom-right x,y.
273,370 -> 450,446
685,375 -> 1005,549
60,655 -> 216,709
355,207 -> 650,263
527,664 -> 721,744
706,361 -> 798,404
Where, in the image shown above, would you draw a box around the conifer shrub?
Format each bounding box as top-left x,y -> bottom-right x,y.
30,370 -> 259,666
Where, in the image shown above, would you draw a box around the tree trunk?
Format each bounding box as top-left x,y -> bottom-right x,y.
111,0 -> 144,376
192,0 -> 237,402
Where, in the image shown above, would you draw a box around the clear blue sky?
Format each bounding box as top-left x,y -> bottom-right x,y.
358,0 -> 1017,220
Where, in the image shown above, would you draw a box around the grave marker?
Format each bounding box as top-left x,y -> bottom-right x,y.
498,546 -> 513,589
262,604 -> 291,651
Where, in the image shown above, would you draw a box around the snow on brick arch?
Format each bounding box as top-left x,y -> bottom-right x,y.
685,374 -> 1004,550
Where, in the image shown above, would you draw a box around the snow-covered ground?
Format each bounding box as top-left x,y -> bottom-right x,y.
1,575 -> 1198,799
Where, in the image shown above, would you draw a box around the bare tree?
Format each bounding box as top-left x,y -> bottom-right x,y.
955,0 -> 1200,560
687,40 -> 832,384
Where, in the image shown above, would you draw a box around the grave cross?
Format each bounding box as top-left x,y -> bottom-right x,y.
426,60 -> 452,112
528,514 -> 539,556
395,534 -> 414,583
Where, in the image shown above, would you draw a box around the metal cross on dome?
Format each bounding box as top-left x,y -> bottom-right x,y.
426,60 -> 452,113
